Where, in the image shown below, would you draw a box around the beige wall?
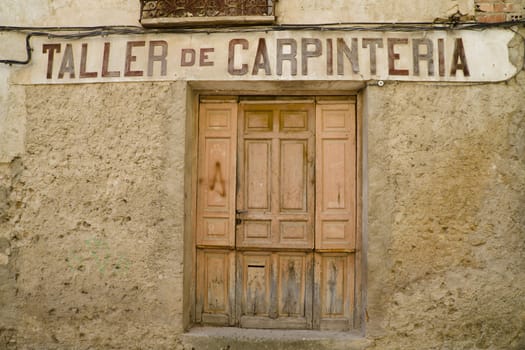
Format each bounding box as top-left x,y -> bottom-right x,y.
1,82 -> 188,348
1,74 -> 524,349
0,0 -> 140,27
277,0 -> 475,24
364,74 -> 525,349
1,0 -> 475,27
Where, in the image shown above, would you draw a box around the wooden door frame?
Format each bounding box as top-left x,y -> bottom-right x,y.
184,90 -> 364,333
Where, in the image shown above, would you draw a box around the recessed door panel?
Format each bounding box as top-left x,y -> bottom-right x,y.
239,253 -> 272,318
280,110 -> 308,131
245,110 -> 273,132
314,253 -> 355,331
246,140 -> 271,210
204,138 -> 231,209
278,253 -> 308,317
238,252 -> 313,329
196,249 -> 236,326
280,140 -> 307,212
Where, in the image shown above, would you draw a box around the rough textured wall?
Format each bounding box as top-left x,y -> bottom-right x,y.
365,72 -> 525,350
0,29 -> 524,350
2,74 -> 523,350
277,0 -> 474,24
0,82 -> 188,350
0,0 -> 475,27
0,0 -> 139,26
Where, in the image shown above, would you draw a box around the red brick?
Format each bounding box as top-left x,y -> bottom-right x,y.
477,3 -> 495,11
493,3 -> 515,12
477,13 -> 507,22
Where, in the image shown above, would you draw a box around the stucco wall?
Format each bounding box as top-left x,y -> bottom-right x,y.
0,73 -> 524,349
365,72 -> 525,349
277,0 -> 475,24
0,0 -> 475,27
0,82 -> 188,349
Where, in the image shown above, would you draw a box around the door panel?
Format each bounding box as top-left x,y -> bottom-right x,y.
237,103 -> 315,251
277,253 -> 312,321
314,253 -> 355,331
239,252 -> 272,318
238,252 -> 313,329
315,102 -> 356,252
280,140 -> 308,211
196,249 -> 236,326
196,103 -> 238,248
246,140 -> 271,210
245,110 -> 273,132
195,102 -> 238,325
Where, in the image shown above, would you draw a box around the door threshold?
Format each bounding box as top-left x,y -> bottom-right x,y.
182,327 -> 370,350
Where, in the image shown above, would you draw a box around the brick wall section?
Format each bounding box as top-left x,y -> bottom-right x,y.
475,0 -> 525,22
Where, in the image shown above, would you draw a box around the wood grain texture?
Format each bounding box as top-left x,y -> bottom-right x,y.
315,102 -> 357,252
196,102 -> 238,248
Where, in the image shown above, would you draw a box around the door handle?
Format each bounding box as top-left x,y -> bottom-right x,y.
235,210 -> 247,226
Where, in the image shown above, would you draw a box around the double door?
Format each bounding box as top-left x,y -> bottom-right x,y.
195,98 -> 356,330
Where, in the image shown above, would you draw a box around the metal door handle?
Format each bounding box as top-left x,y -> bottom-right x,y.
235,210 -> 247,225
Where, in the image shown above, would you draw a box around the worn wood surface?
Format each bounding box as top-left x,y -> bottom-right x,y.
196,102 -> 238,248
237,103 -> 315,250
315,102 -> 356,252
196,99 -> 357,329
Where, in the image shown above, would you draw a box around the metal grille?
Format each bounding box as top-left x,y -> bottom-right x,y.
140,0 -> 274,19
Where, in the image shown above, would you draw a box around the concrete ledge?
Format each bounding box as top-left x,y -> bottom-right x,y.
140,16 -> 275,27
181,327 -> 371,350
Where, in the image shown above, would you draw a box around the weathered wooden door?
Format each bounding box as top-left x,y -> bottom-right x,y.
195,98 -> 357,330
236,102 -> 315,329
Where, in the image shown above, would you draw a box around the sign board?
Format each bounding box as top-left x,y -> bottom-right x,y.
13,29 -> 518,84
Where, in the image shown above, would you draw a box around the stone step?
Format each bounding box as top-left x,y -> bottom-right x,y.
181,327 -> 371,350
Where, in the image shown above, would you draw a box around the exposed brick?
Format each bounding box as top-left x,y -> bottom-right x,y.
477,13 -> 507,22
493,3 -> 515,12
473,0 -> 524,22
477,3 -> 495,12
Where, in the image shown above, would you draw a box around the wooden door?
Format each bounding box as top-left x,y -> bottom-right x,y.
195,98 -> 357,330
195,102 -> 238,326
236,102 -> 315,329
314,101 -> 356,330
